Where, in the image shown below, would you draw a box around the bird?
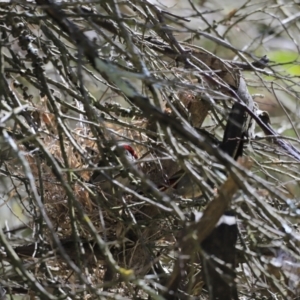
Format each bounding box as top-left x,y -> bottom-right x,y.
139,129 -> 223,199
139,147 -> 204,199
89,133 -> 222,200
89,143 -> 138,194
159,169 -> 204,199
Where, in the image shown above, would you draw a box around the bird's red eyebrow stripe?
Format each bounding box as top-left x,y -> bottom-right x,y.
123,145 -> 138,159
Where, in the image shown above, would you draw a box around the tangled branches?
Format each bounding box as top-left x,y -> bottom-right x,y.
0,0 -> 300,299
